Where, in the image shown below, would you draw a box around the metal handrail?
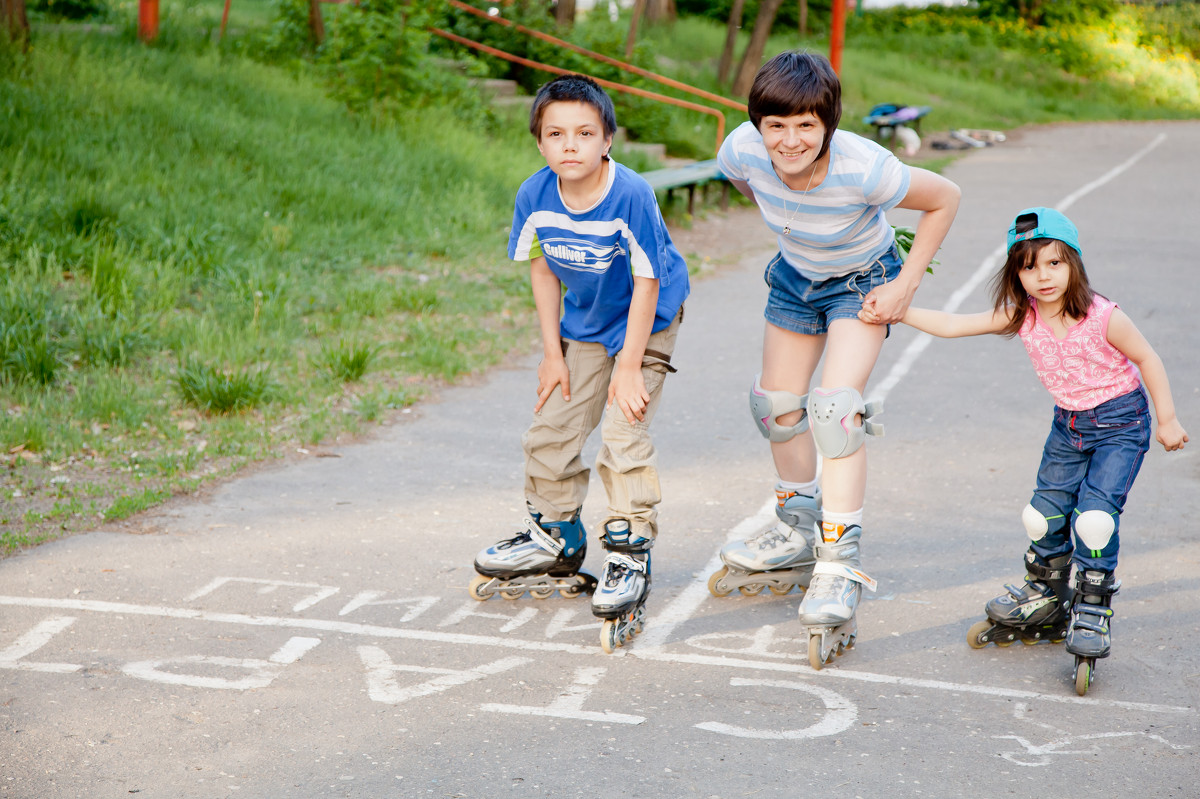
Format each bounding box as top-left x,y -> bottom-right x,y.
430,27 -> 729,155
445,0 -> 746,114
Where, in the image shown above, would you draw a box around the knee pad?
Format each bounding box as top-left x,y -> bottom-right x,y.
749,374 -> 809,443
1074,510 -> 1116,551
1021,503 -> 1049,542
808,387 -> 883,459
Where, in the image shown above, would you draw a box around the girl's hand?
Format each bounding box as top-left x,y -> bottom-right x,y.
1158,418 -> 1189,452
862,276 -> 917,325
534,357 -> 570,413
608,364 -> 649,424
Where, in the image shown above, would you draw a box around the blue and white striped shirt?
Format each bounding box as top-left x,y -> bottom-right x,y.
717,122 -> 910,280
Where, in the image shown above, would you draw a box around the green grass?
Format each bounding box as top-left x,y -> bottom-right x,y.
1,2 -> 1197,555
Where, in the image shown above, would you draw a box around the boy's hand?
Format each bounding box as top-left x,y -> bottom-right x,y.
608,363 -> 649,424
1158,418 -> 1189,452
535,357 -> 570,413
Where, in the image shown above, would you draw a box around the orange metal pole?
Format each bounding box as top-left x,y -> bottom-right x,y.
829,0 -> 846,75
445,0 -> 746,114
220,0 -> 232,39
138,0 -> 159,42
430,28 -> 728,155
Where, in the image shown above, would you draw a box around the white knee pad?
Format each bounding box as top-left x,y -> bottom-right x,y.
1074,510 -> 1116,550
1021,503 -> 1049,542
807,386 -> 883,459
749,374 -> 809,443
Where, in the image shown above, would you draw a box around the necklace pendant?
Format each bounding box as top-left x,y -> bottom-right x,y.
782,226 -> 790,235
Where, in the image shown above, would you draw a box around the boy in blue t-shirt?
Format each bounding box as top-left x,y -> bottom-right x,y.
469,74 -> 689,652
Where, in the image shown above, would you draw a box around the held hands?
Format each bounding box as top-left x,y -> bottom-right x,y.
858,276 -> 918,326
534,355 -> 570,413
1158,418 -> 1189,452
608,363 -> 650,424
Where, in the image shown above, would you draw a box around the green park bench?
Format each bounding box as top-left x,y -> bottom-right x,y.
640,159 -> 729,216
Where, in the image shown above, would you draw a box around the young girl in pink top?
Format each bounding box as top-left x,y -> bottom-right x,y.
893,207 -> 1187,695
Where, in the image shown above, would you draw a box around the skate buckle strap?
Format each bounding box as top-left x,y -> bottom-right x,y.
523,518 -> 564,555
605,552 -> 647,574
812,561 -> 877,592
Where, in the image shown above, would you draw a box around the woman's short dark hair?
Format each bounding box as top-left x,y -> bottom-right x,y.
748,51 -> 841,160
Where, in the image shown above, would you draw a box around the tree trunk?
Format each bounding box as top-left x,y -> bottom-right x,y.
625,0 -> 647,59
717,0 -> 747,86
308,0 -> 325,45
732,0 -> 785,97
2,0 -> 29,49
646,0 -> 674,24
555,0 -> 576,28
798,0 -> 808,37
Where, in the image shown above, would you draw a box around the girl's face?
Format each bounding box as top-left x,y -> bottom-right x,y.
759,112 -> 827,189
1018,241 -> 1072,306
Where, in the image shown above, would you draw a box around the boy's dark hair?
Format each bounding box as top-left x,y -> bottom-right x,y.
528,74 -> 617,141
748,51 -> 841,160
991,213 -> 1094,337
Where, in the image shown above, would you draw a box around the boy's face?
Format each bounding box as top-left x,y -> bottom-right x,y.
537,101 -> 612,186
759,112 -> 827,187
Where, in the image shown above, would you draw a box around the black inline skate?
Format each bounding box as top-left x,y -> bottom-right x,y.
967,551 -> 1073,649
1066,569 -> 1119,696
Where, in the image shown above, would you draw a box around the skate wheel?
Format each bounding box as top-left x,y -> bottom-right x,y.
499,587 -> 525,600
560,573 -> 596,599
768,584 -> 794,596
1074,657 -> 1092,696
738,583 -> 765,597
529,584 -> 556,600
966,620 -> 992,650
600,619 -> 619,654
707,567 -> 733,598
808,632 -> 827,671
468,575 -> 493,602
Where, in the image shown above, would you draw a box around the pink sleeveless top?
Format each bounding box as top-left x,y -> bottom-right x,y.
1018,295 -> 1141,411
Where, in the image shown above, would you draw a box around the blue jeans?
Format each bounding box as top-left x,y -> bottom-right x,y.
763,246 -> 903,336
1028,387 -> 1151,573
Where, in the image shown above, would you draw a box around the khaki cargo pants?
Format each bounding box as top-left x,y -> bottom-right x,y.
522,309 -> 682,543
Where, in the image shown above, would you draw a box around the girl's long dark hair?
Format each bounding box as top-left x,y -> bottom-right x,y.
990,238 -> 1094,337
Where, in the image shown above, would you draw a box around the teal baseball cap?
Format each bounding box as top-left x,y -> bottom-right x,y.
1007,207 -> 1082,255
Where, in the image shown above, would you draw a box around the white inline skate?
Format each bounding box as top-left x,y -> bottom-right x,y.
708,485 -> 820,598
591,520 -> 651,653
469,506 -> 596,600
798,522 -> 876,670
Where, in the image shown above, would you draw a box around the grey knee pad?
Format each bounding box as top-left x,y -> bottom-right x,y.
749,374 -> 809,443
807,386 -> 883,459
1074,510 -> 1116,551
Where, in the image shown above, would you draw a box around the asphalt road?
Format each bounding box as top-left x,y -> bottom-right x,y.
3,121 -> 1199,799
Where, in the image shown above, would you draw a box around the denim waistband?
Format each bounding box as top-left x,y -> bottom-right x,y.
1055,386 -> 1147,419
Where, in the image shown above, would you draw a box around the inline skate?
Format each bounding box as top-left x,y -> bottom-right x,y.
1066,569 -> 1119,696
469,506 -> 596,600
966,551 -> 1072,649
708,486 -> 820,598
592,520 -> 651,653
799,522 -> 876,670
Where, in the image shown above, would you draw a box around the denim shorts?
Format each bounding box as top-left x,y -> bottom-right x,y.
763,246 -> 904,336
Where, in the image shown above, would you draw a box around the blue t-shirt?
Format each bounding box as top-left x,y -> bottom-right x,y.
509,160 -> 690,356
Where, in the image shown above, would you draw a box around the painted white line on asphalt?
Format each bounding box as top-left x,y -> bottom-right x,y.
1,595 -> 1188,714
0,615 -> 81,673
482,666 -> 646,725
694,677 -> 856,740
631,497 -> 776,651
